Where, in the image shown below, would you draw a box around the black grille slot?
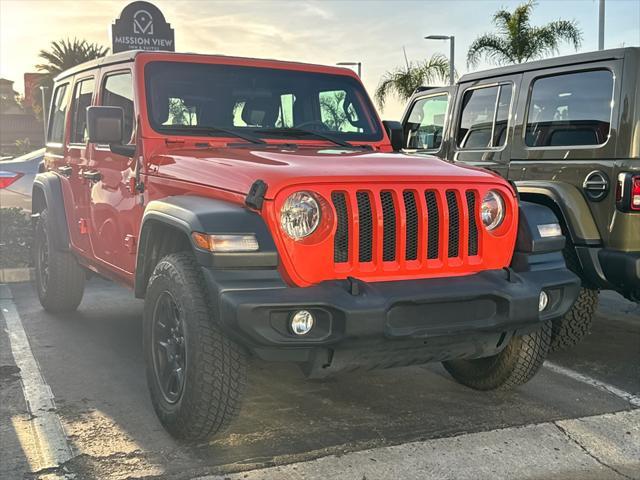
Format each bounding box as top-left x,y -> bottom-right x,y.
403,191 -> 418,261
380,191 -> 396,261
466,191 -> 479,256
425,191 -> 439,259
357,191 -> 373,262
332,192 -> 349,263
446,191 -> 460,258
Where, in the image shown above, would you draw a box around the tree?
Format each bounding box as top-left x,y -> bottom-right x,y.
375,53 -> 450,110
34,38 -> 109,118
467,0 -> 582,67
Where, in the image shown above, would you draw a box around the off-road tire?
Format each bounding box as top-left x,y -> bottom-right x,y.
34,209 -> 85,313
549,287 -> 598,352
143,252 -> 247,441
442,322 -> 551,390
547,246 -> 599,352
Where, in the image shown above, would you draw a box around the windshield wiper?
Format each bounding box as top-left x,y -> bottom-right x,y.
159,125 -> 266,145
265,127 -> 368,149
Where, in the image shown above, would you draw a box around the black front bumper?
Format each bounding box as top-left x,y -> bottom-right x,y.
202,253 -> 580,377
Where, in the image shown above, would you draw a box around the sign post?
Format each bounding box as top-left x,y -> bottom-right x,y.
111,1 -> 174,53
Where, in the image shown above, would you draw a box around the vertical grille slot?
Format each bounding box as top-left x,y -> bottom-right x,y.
446,191 -> 460,258
403,191 -> 418,261
466,191 -> 479,256
332,192 -> 349,263
356,191 -> 373,262
425,191 -> 439,259
380,191 -> 396,261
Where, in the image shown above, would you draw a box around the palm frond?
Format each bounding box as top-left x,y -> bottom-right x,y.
467,34 -> 513,67
375,54 -> 451,110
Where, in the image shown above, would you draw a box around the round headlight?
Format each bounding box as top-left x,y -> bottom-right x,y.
280,191 -> 321,240
481,190 -> 505,231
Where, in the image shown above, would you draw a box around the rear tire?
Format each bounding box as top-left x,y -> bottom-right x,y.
143,252 -> 247,441
34,209 -> 85,313
442,322 -> 551,390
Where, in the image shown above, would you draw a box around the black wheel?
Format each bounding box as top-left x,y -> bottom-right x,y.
143,252 -> 247,441
34,209 -> 85,313
443,322 -> 551,390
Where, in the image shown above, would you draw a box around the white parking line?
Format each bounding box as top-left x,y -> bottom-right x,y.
544,360 -> 640,407
1,288 -> 74,473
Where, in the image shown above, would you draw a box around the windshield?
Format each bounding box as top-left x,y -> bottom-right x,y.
145,61 -> 382,143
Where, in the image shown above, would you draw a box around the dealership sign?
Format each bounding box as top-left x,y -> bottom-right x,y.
111,1 -> 174,53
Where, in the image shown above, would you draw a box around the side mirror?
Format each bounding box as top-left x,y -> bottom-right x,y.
86,106 -> 135,157
382,120 -> 404,152
87,106 -> 124,144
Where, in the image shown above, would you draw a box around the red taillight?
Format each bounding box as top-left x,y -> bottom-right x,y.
0,171 -> 23,189
632,176 -> 640,211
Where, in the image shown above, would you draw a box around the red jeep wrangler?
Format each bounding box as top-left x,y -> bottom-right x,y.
34,51 -> 579,440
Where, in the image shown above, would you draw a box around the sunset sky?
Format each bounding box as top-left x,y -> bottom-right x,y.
1,0 -> 638,117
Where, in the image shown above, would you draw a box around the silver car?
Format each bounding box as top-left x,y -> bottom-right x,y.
0,148 -> 45,211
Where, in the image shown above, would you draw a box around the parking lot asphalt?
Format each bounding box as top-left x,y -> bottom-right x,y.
1,279 -> 639,480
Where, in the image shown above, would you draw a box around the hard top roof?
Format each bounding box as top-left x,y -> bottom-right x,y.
53,50 -> 357,82
458,47 -> 637,83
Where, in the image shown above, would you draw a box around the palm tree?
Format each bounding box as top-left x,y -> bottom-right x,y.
33,38 -> 109,120
36,38 -> 109,80
467,1 -> 582,67
375,53 -> 450,110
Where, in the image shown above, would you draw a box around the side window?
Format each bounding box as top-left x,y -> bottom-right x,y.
48,83 -> 69,144
525,70 -> 613,147
102,72 -> 134,143
405,94 -> 449,150
456,84 -> 512,149
70,78 -> 95,144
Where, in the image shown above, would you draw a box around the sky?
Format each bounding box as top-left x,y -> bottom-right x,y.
0,0 -> 639,118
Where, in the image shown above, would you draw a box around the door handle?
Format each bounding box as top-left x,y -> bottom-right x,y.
82,170 -> 102,182
57,165 -> 73,177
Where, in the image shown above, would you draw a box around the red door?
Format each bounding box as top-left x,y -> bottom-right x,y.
87,68 -> 141,278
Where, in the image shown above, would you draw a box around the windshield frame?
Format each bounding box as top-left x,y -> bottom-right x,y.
143,60 -> 384,144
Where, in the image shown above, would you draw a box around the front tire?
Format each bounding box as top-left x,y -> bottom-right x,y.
34,209 -> 85,313
443,322 -> 551,390
549,287 -> 598,353
143,252 -> 247,441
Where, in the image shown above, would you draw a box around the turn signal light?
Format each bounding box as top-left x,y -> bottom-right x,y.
0,171 -> 23,189
192,232 -> 259,252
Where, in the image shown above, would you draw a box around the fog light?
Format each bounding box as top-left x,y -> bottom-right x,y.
290,310 -> 314,335
539,291 -> 549,312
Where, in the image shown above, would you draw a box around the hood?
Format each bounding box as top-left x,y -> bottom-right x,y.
150,146 -> 505,199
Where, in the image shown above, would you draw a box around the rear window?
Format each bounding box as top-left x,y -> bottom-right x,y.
525,70 -> 614,147
456,84 -> 512,149
144,61 -> 382,142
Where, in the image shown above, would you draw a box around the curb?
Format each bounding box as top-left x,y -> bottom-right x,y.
0,268 -> 34,283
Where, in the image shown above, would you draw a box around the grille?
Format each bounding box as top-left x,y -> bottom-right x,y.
331,187 -> 481,267
446,191 -> 460,258
332,192 -> 349,263
466,191 -> 479,256
380,191 -> 396,261
356,191 -> 373,262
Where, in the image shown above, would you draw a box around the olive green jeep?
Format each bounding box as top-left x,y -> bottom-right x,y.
401,47 -> 640,351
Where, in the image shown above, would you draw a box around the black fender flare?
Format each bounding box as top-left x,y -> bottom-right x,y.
135,195 -> 278,297
515,181 -> 602,247
31,172 -> 70,251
